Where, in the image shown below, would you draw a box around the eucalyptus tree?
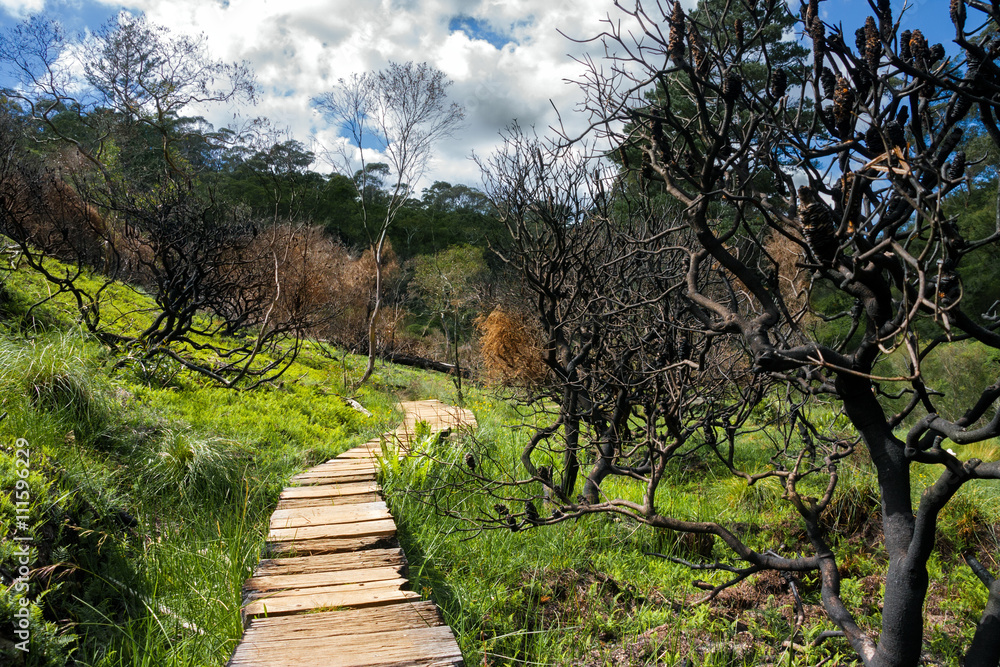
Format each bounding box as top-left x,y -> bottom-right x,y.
313,61 -> 465,385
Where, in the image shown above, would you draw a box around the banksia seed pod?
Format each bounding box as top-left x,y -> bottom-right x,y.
465,452 -> 476,471
946,93 -> 973,125
896,105 -> 909,127
838,172 -> 862,232
811,17 -> 826,70
798,186 -> 839,264
900,30 -> 912,61
878,0 -> 893,41
735,18 -> 744,50
855,68 -> 872,99
865,123 -> 885,153
951,0 -> 966,33
669,2 -> 686,62
524,499 -> 540,524
929,43 -> 945,64
539,465 -> 553,486
833,75 -> 856,136
820,106 -> 837,136
936,268 -> 961,306
770,68 -> 788,100
865,17 -> 880,72
910,30 -> 929,65
855,27 -> 868,59
938,127 -> 964,163
722,69 -> 742,104
885,119 -> 906,150
494,503 -> 509,516
689,23 -> 707,75
831,178 -> 844,215
948,151 -> 966,180
507,514 -> 519,532
677,338 -> 691,361
965,51 -> 982,82
820,67 -> 837,100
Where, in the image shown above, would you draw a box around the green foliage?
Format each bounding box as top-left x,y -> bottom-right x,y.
377,388 -> 1000,666
0,268 -> 401,666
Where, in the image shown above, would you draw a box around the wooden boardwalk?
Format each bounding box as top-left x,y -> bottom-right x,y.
229,399 -> 477,667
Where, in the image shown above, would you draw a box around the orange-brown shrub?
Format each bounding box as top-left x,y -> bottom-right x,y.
765,229 -> 810,320
318,240 -> 401,353
476,306 -> 548,385
0,168 -> 110,269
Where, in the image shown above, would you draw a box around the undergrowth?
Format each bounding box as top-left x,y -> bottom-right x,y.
0,260 -> 416,666
379,390 -> 1000,666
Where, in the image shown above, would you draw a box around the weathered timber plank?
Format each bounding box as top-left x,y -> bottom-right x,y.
229,400 -> 475,667
253,548 -> 406,577
269,501 -> 390,529
244,565 -> 405,596
246,576 -> 406,601
267,517 -> 396,543
297,461 -> 377,473
290,468 -> 378,484
336,451 -> 379,461
240,601 -> 445,641
266,533 -> 397,556
274,492 -> 382,510
279,481 -> 378,500
291,473 -> 378,486
228,625 -> 462,667
241,580 -> 418,618
292,468 -> 376,480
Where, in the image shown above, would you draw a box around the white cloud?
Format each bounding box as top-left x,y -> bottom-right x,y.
0,0 -> 45,17
24,0 -> 638,190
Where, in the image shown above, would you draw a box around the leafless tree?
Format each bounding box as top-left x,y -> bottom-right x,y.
313,61 -> 465,385
0,15 -> 320,388
441,1 -> 1000,665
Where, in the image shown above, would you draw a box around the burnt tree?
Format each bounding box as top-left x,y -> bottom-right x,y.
452,1 -> 1000,665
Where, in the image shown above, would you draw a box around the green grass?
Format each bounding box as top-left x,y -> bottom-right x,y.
378,388 -> 1000,666
0,263 -> 414,666
3,255 -> 999,666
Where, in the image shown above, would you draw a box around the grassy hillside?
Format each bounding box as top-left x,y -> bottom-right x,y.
379,395 -> 1000,665
0,260 -> 456,666
3,257 -> 999,667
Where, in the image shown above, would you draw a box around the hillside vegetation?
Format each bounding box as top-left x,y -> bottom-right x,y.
5,2 -> 1000,666
0,259 -> 427,665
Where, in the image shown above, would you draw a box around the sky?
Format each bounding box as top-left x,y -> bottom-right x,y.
0,0 -> 961,193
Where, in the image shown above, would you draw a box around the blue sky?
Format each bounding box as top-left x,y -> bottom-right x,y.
0,0 -> 966,188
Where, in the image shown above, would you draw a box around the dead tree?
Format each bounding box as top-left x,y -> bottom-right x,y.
448,1 -> 1000,665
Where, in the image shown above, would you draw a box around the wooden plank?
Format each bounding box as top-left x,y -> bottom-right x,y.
293,469 -> 376,480
269,501 -> 390,529
229,400 -> 475,667
254,548 -> 406,577
300,461 -> 377,472
229,625 -> 462,667
268,517 -> 396,543
275,492 -> 382,510
244,565 -> 405,596
246,576 -> 406,602
241,601 -> 445,639
291,473 -> 378,486
266,533 -> 397,556
336,451 -> 379,460
279,481 -> 379,500
241,580 -> 418,618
